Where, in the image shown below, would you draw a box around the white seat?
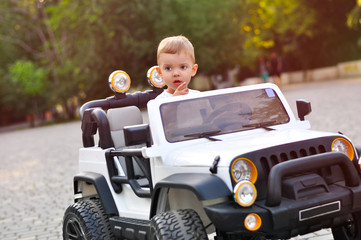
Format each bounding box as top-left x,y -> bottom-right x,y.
107,106 -> 146,180
107,106 -> 143,149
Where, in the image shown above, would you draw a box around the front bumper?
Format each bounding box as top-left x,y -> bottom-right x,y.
205,183 -> 361,237
204,152 -> 361,238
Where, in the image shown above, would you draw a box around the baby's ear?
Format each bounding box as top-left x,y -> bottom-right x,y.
157,67 -> 163,78
192,64 -> 198,76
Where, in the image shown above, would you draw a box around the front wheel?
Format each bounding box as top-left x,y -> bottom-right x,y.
63,199 -> 114,240
150,209 -> 208,240
332,212 -> 361,240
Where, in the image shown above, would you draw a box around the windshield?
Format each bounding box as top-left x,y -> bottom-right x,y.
160,88 -> 290,142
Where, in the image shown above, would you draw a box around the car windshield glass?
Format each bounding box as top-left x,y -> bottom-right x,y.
160,88 -> 290,142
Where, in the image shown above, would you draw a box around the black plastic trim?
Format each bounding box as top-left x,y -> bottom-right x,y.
74,172 -> 118,215
106,149 -> 152,198
296,99 -> 311,121
81,108 -> 113,149
110,216 -> 150,240
230,136 -> 359,200
80,89 -> 162,118
80,89 -> 161,149
266,152 -> 359,206
124,124 -> 152,147
150,173 -> 231,217
203,186 -> 358,237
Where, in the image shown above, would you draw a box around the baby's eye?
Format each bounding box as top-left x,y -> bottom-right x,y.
164,66 -> 172,71
180,65 -> 188,70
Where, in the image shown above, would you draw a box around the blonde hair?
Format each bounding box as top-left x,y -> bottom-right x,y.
157,36 -> 195,64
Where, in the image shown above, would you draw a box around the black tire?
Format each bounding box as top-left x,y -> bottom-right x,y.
150,209 -> 208,240
332,212 -> 361,240
63,199 -> 114,240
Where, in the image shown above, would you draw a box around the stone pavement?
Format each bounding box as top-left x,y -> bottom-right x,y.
1,77 -> 361,239
291,229 -> 333,240
0,122 -> 81,240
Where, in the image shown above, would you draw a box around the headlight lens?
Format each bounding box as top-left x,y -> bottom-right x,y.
108,70 -> 131,93
147,66 -> 165,88
234,180 -> 257,207
231,158 -> 257,183
331,138 -> 354,160
244,213 -> 262,231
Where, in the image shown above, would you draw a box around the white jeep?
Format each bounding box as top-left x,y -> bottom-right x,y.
63,69 -> 361,240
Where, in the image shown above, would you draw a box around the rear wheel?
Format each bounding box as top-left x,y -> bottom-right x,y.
63,199 -> 114,240
332,212 -> 361,240
150,209 -> 208,240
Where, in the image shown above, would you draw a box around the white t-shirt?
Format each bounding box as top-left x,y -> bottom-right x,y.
155,89 -> 200,99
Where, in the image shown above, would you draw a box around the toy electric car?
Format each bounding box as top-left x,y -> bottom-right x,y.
63,68 -> 361,240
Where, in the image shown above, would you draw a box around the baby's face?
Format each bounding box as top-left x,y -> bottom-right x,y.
158,51 -> 197,94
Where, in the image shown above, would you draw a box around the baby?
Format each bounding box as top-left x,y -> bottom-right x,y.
156,35 -> 199,98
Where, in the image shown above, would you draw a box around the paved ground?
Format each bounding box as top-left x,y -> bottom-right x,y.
0,122 -> 81,240
0,77 -> 361,239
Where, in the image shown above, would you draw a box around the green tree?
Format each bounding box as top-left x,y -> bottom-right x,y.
47,0 -> 160,100
237,0 -> 315,69
1,0 -> 360,125
151,0 -> 244,84
348,0 -> 361,30
347,0 -> 361,48
0,0 -> 81,119
288,0 -> 360,70
9,60 -> 48,126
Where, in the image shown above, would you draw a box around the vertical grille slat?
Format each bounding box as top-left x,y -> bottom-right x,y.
309,147 -> 317,155
270,155 -> 279,165
260,157 -> 270,173
318,145 -> 326,153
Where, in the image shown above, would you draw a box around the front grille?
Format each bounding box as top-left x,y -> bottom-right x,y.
233,136 -> 348,200
259,144 -> 327,173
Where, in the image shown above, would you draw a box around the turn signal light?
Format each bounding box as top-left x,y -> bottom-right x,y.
244,213 -> 262,231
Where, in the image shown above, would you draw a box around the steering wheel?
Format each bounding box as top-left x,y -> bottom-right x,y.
205,102 -> 252,131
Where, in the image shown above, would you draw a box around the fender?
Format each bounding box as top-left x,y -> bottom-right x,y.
150,173 -> 231,217
74,172 -> 118,215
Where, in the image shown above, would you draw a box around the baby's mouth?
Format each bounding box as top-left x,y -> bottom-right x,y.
173,80 -> 182,86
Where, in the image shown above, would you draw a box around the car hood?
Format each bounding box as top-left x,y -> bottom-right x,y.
158,128 -> 338,167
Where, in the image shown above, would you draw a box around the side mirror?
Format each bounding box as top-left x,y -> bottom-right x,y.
296,100 -> 312,121
124,124 -> 152,147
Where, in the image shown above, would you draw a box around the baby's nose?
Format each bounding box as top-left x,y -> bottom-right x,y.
173,70 -> 180,76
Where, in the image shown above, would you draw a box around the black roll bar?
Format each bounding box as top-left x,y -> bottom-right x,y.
80,88 -> 162,148
80,88 -> 162,118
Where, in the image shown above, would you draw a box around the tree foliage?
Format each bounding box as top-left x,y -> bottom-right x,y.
238,0 -> 315,62
348,0 -> 361,30
8,60 -> 48,124
9,60 -> 46,96
347,0 -> 361,48
0,0 -> 360,124
285,0 -> 360,70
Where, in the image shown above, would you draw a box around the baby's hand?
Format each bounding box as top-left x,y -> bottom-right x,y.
173,82 -> 189,96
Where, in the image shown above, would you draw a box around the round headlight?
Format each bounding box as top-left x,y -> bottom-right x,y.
244,213 -> 262,231
331,138 -> 354,160
234,180 -> 257,207
108,70 -> 131,93
147,66 -> 165,88
231,158 -> 257,183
